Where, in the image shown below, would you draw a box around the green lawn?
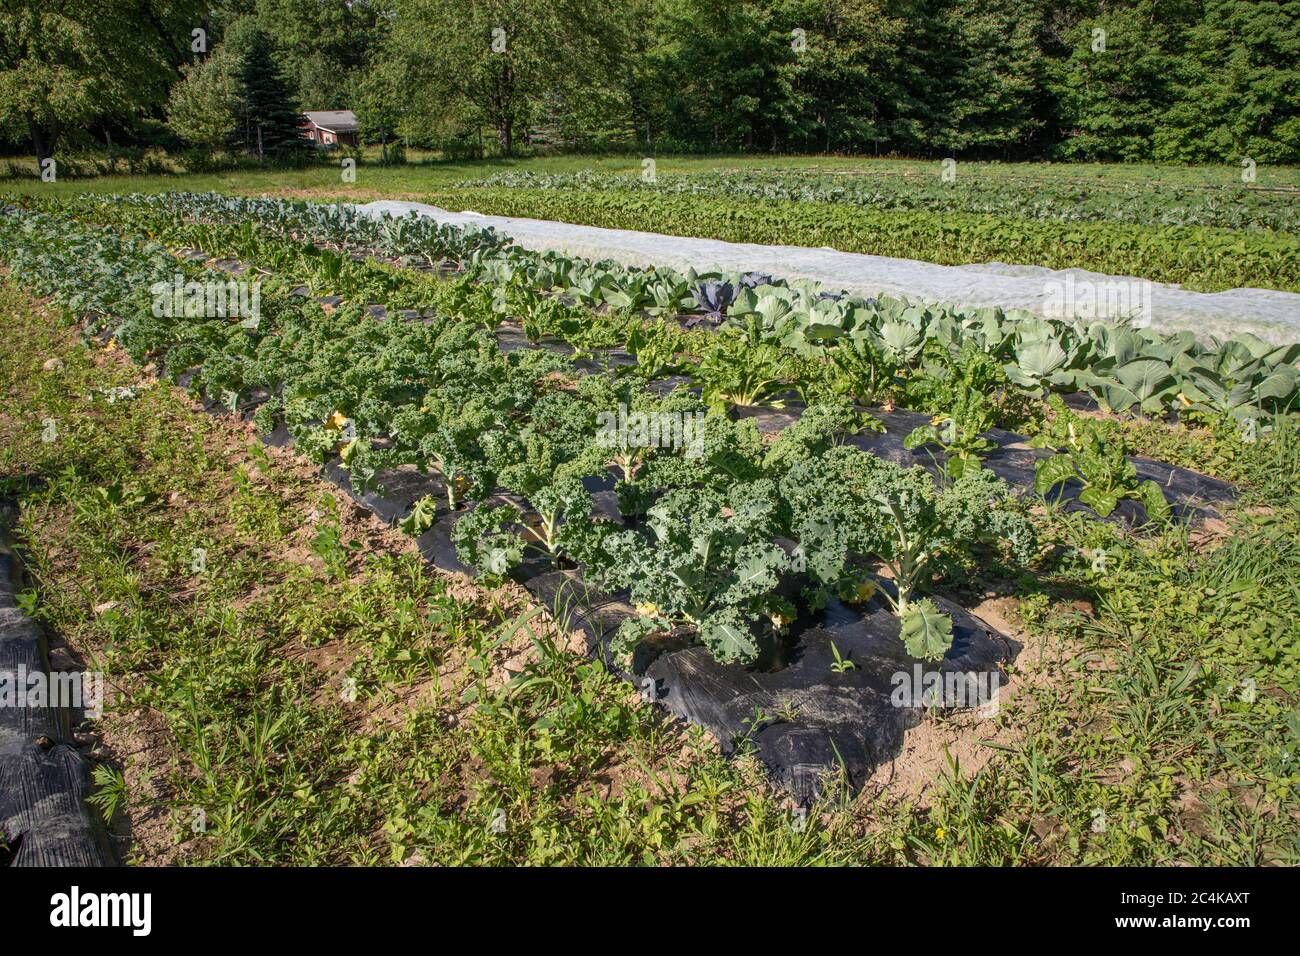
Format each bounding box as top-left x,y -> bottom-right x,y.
4,151 -> 1298,199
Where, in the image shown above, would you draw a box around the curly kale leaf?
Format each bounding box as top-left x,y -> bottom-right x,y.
583,483 -> 790,665
762,398 -> 864,476
497,389 -> 607,495
452,503 -> 524,580
900,597 -> 955,661
779,447 -> 882,608
526,476 -> 595,561
639,413 -> 765,491
783,447 -> 1036,655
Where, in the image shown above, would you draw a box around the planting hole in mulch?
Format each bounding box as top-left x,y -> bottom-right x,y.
522,569 -> 1018,805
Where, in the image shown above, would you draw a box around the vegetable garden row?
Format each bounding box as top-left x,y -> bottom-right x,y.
424,182 -> 1300,294
461,169 -> 1300,233
24,192 -> 1300,423
0,191 -> 1290,798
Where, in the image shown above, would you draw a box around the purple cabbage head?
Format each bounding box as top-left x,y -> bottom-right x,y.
691,279 -> 737,320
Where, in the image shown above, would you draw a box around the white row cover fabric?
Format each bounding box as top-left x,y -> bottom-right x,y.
357,199 -> 1300,346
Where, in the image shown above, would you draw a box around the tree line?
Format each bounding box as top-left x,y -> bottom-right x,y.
2,0 -> 1297,167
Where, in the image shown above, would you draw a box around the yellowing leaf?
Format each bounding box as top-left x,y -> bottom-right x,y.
845,580 -> 878,605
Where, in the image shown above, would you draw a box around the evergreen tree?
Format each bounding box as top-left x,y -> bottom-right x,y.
225,17 -> 307,160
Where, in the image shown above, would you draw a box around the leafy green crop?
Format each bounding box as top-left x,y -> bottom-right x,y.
451,503 -> 525,578
581,484 -> 794,666
0,195 -> 1235,678
20,190 -> 1299,423
430,184 -> 1300,294
693,333 -> 793,412
460,169 -> 1300,235
784,447 -> 1037,659
1032,401 -> 1171,521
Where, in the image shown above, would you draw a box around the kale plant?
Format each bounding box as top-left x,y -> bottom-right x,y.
582,483 -> 794,665
784,448 -> 1036,660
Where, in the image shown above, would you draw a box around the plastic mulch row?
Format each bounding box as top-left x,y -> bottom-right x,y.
0,504 -> 115,866
171,264 -> 1235,802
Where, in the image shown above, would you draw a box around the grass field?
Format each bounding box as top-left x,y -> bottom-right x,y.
6,152 -> 1300,194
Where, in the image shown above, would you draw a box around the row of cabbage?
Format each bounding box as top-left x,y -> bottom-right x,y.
25,191 -> 1300,422
457,169 -> 1300,233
